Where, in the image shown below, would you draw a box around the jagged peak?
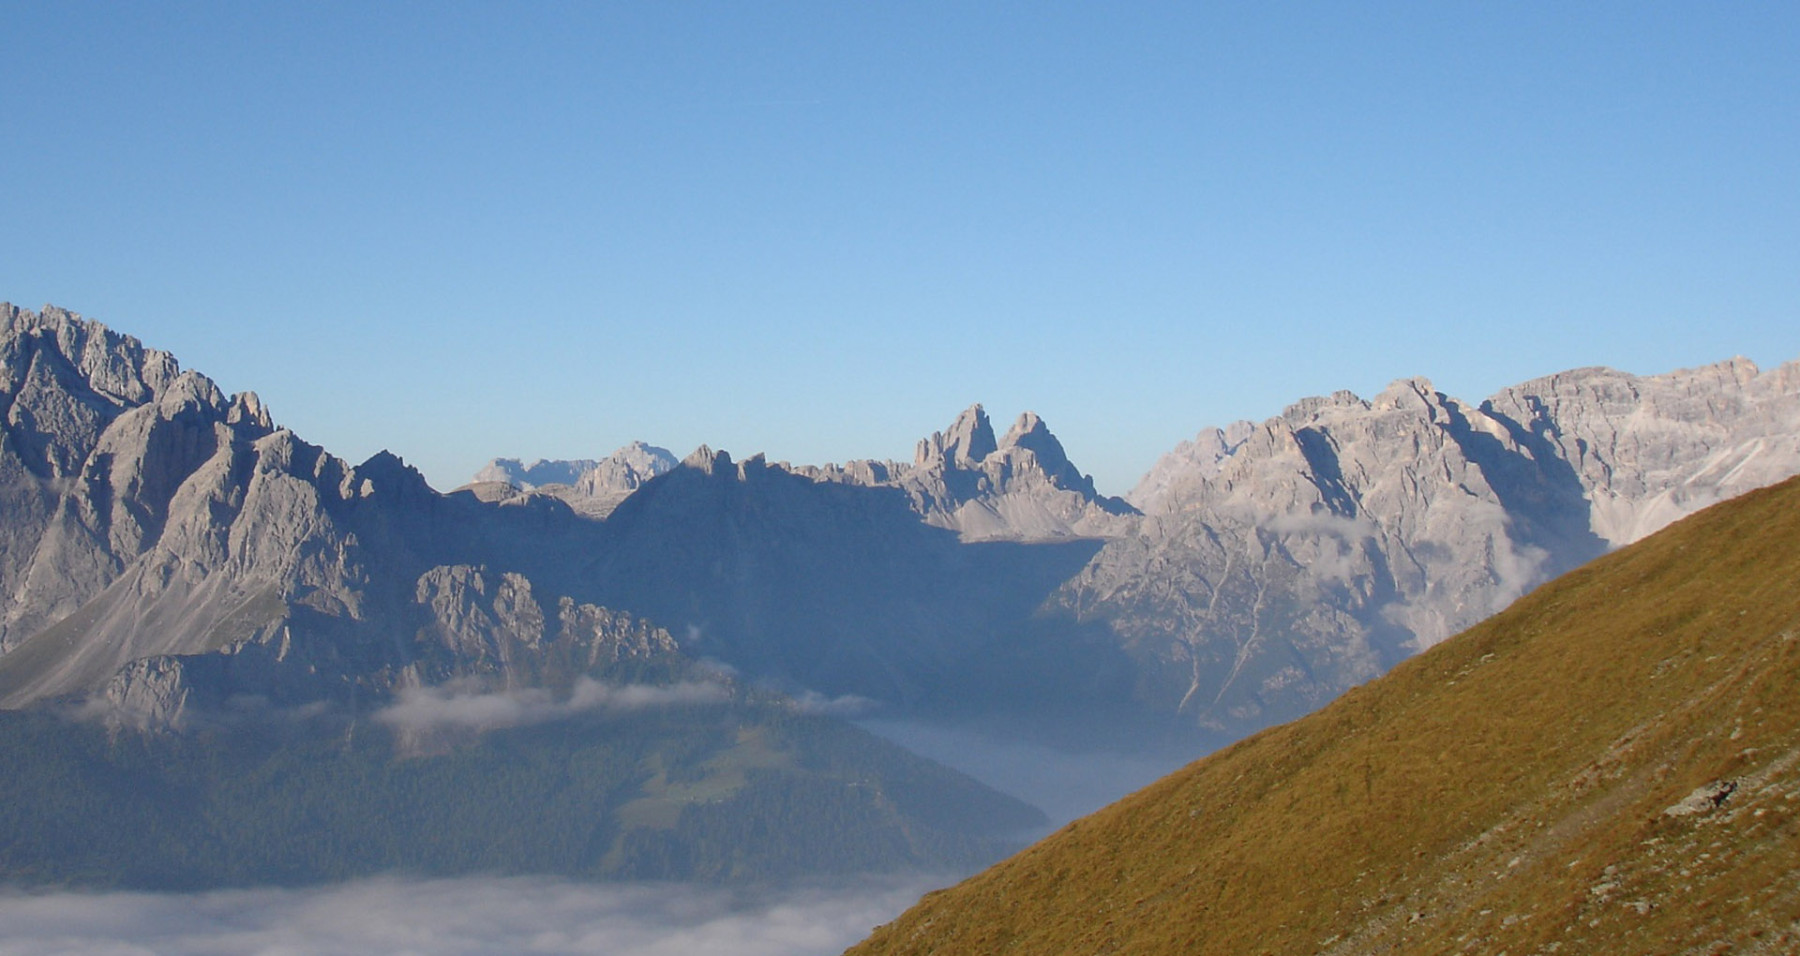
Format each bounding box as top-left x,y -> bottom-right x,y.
1371,377 -> 1443,411
1281,389 -> 1370,423
615,439 -> 675,458
997,410 -> 1072,468
998,410 -> 1047,444
3,302 -> 183,407
354,449 -> 434,497
915,404 -> 998,468
228,391 -> 273,430
681,445 -> 734,474
154,368 -> 227,417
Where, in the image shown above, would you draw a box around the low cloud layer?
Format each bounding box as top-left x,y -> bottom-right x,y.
0,874 -> 946,956
787,689 -> 879,718
858,718 -> 1192,827
374,678 -> 729,734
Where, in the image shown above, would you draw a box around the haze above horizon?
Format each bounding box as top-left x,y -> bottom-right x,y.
3,2 -> 1795,495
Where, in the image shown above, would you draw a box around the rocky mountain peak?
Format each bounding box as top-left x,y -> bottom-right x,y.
681,445 -> 733,475
471,457 -> 601,489
916,404 -> 997,469
466,443 -> 679,520
227,391 -> 272,430
997,410 -> 1068,465
572,441 -> 677,497
1371,376 -> 1440,412
2,303 -> 182,408
1127,420 -> 1258,512
353,449 -> 433,499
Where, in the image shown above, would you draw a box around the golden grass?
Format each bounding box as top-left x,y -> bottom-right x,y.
850,476 -> 1800,955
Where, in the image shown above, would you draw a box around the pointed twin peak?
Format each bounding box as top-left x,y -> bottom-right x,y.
915,404 -> 1076,473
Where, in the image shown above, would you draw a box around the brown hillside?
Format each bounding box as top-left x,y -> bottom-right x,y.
850,476 -> 1800,955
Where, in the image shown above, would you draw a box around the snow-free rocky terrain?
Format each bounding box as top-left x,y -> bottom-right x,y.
4,303 -> 1798,743
467,341 -> 1800,738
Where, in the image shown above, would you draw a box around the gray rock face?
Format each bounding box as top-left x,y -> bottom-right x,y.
798,404 -> 1139,540
1481,358 -> 1800,546
410,563 -> 678,687
0,305 -> 634,727
585,442 -> 1113,710
471,457 -> 600,489
1054,359 -> 1800,734
0,304 -> 274,653
468,442 -> 677,518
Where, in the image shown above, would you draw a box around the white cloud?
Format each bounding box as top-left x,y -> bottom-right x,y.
787,690 -> 879,718
374,678 -> 729,734
0,874 -> 948,956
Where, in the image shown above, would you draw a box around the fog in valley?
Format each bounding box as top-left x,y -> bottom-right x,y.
0,873 -> 947,956
858,718 -> 1201,828
0,722 -> 1199,954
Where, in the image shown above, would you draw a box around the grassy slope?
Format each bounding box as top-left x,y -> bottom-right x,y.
851,476 -> 1800,955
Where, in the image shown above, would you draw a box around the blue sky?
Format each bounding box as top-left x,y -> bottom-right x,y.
4,2 -> 1796,495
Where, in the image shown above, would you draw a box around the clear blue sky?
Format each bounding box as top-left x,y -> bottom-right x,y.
4,2 -> 1796,495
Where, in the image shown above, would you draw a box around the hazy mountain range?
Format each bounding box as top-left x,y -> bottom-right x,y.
465,330 -> 1800,738
2,301 -> 1797,888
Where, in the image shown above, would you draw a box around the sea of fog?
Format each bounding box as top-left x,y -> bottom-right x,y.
0,873 -> 947,956
0,719 -> 1203,954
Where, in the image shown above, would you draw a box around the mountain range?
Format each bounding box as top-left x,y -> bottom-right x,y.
465,334 -> 1800,738
5,302 -> 1798,737
2,301 -> 1797,886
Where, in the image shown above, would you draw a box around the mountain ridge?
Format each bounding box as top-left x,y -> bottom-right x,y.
4,302 -> 1798,749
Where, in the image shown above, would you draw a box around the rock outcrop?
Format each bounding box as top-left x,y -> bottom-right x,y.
0,305 -> 628,727
798,404 -> 1138,540
1051,359 -> 1800,734
471,457 -> 600,489
467,442 -> 678,518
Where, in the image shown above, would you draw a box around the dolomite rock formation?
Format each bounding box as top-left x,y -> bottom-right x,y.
0,305 -> 637,727
468,442 -> 678,518
471,457 -> 600,489
1481,358 -> 1800,546
1048,358 -> 1800,733
797,404 -> 1139,540
410,563 -> 679,687
4,302 -> 1798,746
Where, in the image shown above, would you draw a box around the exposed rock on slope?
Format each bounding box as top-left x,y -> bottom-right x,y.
470,442 -> 678,518
849,475 -> 1800,956
1047,360 -> 1800,735
799,404 -> 1138,540
1,304 -> 275,653
0,306 -> 1050,887
472,456 -> 600,489
1483,357 -> 1800,545
0,305 -> 626,726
